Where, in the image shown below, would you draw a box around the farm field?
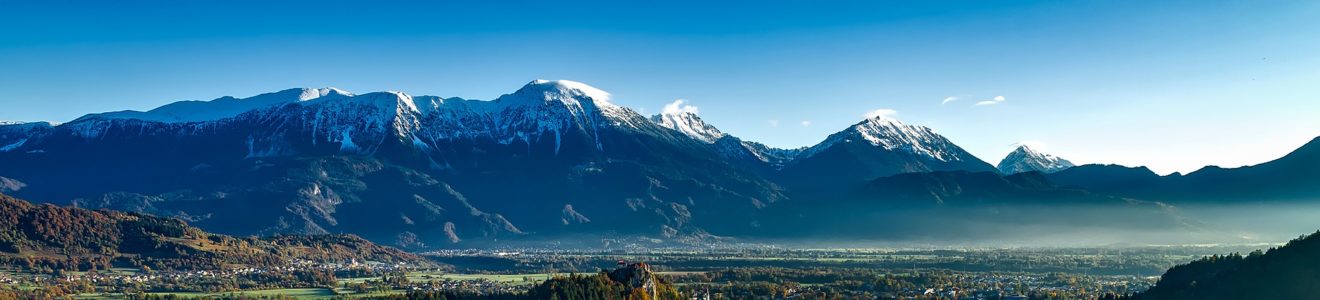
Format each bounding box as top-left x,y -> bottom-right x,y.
72,288 -> 337,299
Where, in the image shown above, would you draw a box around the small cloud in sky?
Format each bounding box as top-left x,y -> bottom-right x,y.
864,108 -> 899,119
974,95 -> 1007,106
767,119 -> 780,127
662,99 -> 699,115
800,120 -> 812,127
941,96 -> 958,105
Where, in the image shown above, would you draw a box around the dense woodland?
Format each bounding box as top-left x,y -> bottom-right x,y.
1121,230 -> 1320,299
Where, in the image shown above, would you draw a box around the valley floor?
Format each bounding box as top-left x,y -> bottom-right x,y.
3,243 -> 1276,299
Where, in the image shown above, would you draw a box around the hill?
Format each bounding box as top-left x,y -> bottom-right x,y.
0,192 -> 425,272
373,262 -> 684,300
1124,230 -> 1320,299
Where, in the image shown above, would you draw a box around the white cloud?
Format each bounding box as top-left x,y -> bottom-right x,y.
941,96 -> 958,105
864,108 -> 898,119
767,119 -> 780,127
662,99 -> 699,115
974,95 -> 1007,106
800,120 -> 812,127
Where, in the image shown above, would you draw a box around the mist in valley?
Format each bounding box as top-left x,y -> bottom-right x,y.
739,201 -> 1320,250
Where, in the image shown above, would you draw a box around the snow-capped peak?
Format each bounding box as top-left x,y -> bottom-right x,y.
800,114 -> 967,162
859,113 -> 905,128
997,144 -> 1076,174
508,79 -> 614,105
537,79 -> 610,101
851,115 -> 959,161
651,99 -> 726,143
493,79 -> 645,129
299,87 -> 355,101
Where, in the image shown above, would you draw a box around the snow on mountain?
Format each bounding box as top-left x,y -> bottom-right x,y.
0,121 -> 53,129
0,121 -> 53,153
727,139 -> 802,167
646,99 -> 805,168
802,114 -> 969,162
295,91 -> 423,154
78,87 -> 353,123
406,79 -> 656,155
121,79 -> 662,158
997,144 -> 1075,174
13,81 -> 992,170
483,80 -> 652,152
0,139 -> 25,152
650,100 -> 726,143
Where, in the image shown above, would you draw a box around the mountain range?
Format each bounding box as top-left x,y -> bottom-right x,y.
0,80 -> 1315,248
1046,136 -> 1320,203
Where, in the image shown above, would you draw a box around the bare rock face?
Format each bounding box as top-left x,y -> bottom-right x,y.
561,204 -> 591,225
443,222 -> 461,244
609,262 -> 658,299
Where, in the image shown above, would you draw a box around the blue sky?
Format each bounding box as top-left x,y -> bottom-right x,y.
2,1 -> 1318,174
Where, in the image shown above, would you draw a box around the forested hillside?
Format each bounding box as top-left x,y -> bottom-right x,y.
1124,230 -> 1320,299
0,192 -> 425,272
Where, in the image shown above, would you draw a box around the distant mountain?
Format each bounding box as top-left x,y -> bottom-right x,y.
0,192 -> 424,271
1048,137 -> 1320,203
651,109 -> 799,169
782,115 -> 995,187
1166,136 -> 1320,202
997,145 -> 1075,174
758,170 -> 1192,240
1047,164 -> 1167,196
863,171 -> 1113,206
724,138 -> 802,169
1125,229 -> 1320,299
651,109 -> 726,144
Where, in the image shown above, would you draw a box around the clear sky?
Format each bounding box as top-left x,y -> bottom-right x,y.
2,1 -> 1318,174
